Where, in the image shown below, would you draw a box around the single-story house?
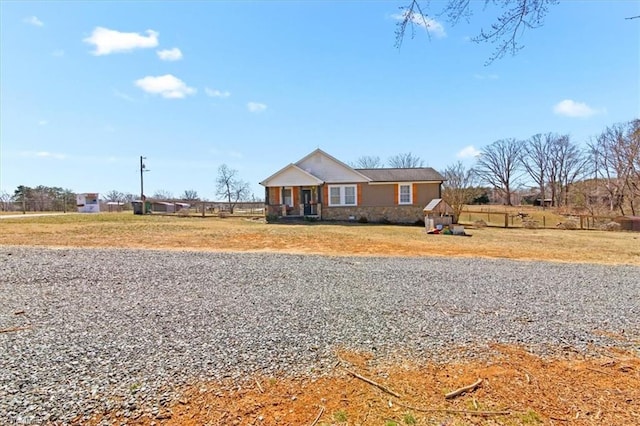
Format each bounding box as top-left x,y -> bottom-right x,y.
260,149 -> 445,223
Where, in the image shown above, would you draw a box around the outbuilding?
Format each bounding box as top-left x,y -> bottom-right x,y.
423,198 -> 455,228
77,193 -> 100,213
614,216 -> 640,232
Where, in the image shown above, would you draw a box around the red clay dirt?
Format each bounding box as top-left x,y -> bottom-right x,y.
89,344 -> 639,426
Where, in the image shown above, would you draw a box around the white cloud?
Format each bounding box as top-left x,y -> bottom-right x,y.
24,16 -> 43,27
38,120 -> 48,126
247,102 -> 267,113
456,145 -> 481,159
553,99 -> 600,118
51,49 -> 65,57
20,151 -> 67,160
134,74 -> 196,99
228,150 -> 243,159
84,27 -> 159,55
391,11 -> 446,38
37,151 -> 66,159
205,88 -> 231,98
157,47 -> 183,61
113,89 -> 135,102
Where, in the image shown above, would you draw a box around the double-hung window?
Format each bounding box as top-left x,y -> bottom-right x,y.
282,187 -> 293,207
328,185 -> 357,206
398,184 -> 412,204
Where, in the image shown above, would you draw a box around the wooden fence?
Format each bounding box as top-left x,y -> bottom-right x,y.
190,202 -> 264,217
459,210 -> 614,230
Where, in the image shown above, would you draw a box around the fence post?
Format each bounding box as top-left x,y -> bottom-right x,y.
504,213 -> 508,228
202,202 -> 205,218
543,216 -> 546,227
580,215 -> 584,230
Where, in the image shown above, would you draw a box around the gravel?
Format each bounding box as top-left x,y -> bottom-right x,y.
1,246 -> 638,424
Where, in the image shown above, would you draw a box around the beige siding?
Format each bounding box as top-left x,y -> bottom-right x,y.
415,183 -> 440,206
360,184 -> 395,206
360,182 -> 440,207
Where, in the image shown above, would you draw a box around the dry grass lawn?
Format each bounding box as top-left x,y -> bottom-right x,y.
0,212 -> 638,265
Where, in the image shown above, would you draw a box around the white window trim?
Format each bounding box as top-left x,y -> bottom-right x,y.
282,186 -> 293,207
398,183 -> 413,205
327,184 -> 358,207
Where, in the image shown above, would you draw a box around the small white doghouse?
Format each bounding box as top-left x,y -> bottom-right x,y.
423,198 -> 454,229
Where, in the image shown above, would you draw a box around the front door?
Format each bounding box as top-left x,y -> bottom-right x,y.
302,189 -> 312,215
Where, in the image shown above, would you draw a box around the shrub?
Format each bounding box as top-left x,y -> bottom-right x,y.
600,221 -> 621,231
522,219 -> 539,229
413,219 -> 425,227
265,214 -> 279,223
473,219 -> 487,228
357,216 -> 368,224
379,217 -> 391,225
557,218 -> 578,230
218,211 -> 229,218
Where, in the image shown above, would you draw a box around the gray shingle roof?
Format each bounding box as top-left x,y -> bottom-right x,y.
355,168 -> 444,182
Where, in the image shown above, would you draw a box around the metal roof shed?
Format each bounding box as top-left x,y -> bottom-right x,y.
423,199 -> 454,217
423,198 -> 455,228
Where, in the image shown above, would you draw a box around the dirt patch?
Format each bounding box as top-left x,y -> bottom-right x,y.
89,344 -> 639,425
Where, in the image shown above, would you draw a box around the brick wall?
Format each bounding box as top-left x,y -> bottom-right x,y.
322,206 -> 425,224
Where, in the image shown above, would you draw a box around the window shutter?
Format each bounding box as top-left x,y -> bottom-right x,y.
394,184 -> 399,205
412,183 -> 418,205
357,184 -> 362,206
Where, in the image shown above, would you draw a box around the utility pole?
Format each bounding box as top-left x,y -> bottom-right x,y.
140,156 -> 150,202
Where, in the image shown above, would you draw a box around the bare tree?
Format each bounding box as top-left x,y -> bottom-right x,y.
104,190 -> 125,202
152,190 -> 174,200
216,164 -> 250,214
441,161 -> 480,222
352,155 -> 383,169
181,189 -> 200,201
475,139 -> 524,205
396,0 -> 559,63
0,191 -> 12,211
520,133 -> 555,208
550,136 -> 588,208
388,152 -> 424,168
590,120 -> 640,215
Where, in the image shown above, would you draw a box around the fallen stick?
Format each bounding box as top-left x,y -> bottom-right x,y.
445,378 -> 482,399
345,369 -> 402,398
254,378 -> 264,393
586,367 -> 612,376
395,401 -> 510,416
0,325 -> 31,334
309,406 -> 324,426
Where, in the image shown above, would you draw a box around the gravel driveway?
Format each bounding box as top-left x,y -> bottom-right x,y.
1,246 -> 639,424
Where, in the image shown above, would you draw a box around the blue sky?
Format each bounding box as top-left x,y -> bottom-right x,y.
1,1 -> 638,200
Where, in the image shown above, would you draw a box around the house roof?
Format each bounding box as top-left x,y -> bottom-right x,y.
259,163 -> 324,187
260,149 -> 370,186
295,149 -> 371,183
356,168 -> 445,182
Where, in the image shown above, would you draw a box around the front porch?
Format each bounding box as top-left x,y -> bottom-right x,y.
265,185 -> 323,218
